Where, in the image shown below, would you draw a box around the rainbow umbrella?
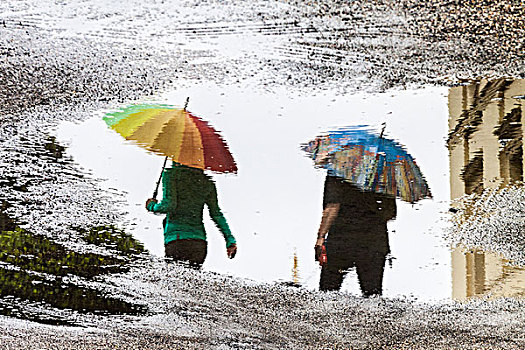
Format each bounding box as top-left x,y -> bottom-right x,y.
103,102 -> 237,196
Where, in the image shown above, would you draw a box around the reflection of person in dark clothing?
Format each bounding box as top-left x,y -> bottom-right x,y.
146,162 -> 237,267
314,175 -> 396,296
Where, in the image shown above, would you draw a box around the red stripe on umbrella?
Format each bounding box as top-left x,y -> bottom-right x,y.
188,113 -> 237,173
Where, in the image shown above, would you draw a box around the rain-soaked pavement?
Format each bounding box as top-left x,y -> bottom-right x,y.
1,0 -> 525,349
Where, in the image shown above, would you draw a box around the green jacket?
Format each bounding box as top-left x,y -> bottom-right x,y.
147,164 -> 236,247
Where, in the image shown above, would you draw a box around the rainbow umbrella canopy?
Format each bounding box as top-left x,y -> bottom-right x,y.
303,125 -> 431,203
103,103 -> 237,173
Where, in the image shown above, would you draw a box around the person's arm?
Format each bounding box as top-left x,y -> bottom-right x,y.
145,170 -> 177,214
206,183 -> 236,257
315,203 -> 340,247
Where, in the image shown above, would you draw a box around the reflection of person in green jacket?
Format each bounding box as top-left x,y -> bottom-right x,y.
145,162 -> 237,267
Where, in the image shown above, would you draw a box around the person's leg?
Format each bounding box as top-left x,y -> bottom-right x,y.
164,240 -> 180,260
165,239 -> 208,268
184,239 -> 207,267
355,253 -> 386,297
319,238 -> 353,291
319,263 -> 345,291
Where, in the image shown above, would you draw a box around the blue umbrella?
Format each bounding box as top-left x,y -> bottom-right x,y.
304,125 -> 431,203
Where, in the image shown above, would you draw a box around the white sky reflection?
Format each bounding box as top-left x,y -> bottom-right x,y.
56,82 -> 452,302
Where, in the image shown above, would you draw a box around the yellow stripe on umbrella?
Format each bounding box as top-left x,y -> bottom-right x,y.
112,108 -> 171,138
148,109 -> 189,164
127,109 -> 177,147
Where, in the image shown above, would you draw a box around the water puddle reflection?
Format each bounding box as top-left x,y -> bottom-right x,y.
57,83 -> 452,302
31,77 -> 522,305
452,246 -> 525,300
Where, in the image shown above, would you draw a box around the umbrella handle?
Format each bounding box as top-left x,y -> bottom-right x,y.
152,156 -> 168,199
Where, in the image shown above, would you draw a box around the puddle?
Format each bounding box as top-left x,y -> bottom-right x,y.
452,246 -> 525,300
57,83 -> 453,302
51,78 -> 525,303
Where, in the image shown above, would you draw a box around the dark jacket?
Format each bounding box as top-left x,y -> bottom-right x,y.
323,175 -> 396,255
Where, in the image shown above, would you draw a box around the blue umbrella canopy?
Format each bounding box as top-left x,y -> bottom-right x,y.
304,125 -> 432,203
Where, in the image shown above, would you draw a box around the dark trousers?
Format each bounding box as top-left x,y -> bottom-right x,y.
320,238 -> 387,296
165,239 -> 207,268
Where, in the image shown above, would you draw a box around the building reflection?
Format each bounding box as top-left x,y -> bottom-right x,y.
448,78 -> 525,300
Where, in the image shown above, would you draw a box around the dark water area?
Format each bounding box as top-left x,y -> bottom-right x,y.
0,209 -> 148,325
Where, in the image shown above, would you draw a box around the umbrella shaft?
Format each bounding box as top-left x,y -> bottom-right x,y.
153,156 -> 168,199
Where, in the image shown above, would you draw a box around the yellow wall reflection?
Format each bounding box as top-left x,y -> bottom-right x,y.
448,78 -> 525,300
452,246 -> 525,299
